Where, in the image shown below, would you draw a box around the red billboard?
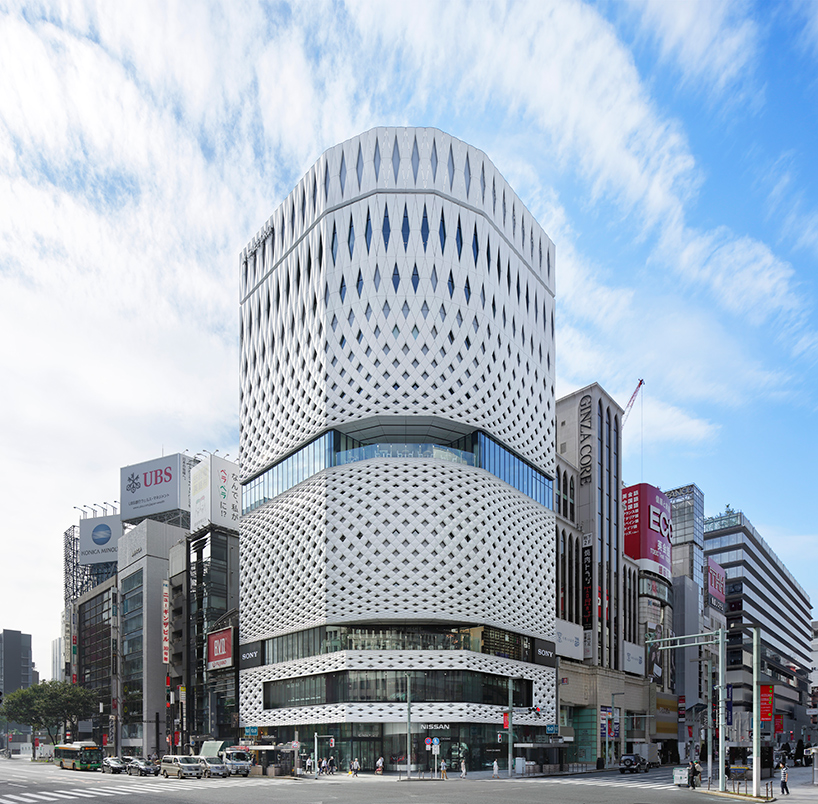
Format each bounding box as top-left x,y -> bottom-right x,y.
623,483 -> 672,579
775,714 -> 783,734
760,685 -> 774,721
207,627 -> 234,671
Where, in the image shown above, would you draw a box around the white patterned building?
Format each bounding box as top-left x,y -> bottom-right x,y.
238,127 -> 557,772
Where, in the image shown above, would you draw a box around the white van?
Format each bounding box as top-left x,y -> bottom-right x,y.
160,755 -> 203,779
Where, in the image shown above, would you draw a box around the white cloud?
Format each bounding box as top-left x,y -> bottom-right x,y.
623,0 -> 762,103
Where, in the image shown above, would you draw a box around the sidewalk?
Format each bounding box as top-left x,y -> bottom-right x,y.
698,764 -> 816,802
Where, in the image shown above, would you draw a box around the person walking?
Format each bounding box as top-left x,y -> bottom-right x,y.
351,758 -> 360,777
688,760 -> 697,789
440,758 -> 448,780
492,759 -> 499,778
321,757 -> 328,775
375,756 -> 384,775
328,755 -> 336,774
780,762 -> 790,795
460,758 -> 466,778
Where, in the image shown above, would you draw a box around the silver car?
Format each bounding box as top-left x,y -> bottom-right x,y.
198,756 -> 230,778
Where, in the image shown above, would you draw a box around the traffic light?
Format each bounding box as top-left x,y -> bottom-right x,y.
329,737 -> 335,748
498,732 -> 503,743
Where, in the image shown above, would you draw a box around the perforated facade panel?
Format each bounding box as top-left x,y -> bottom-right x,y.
239,127 -> 557,733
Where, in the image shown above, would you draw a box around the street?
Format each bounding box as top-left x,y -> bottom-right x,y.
3,758 -> 815,804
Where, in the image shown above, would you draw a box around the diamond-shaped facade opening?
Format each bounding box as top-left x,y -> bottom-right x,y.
374,139 -> 381,179
480,164 -> 486,202
365,209 -> 372,253
431,140 -> 438,180
430,265 -> 438,291
464,277 -> 471,302
464,154 -> 471,197
356,143 -> 364,188
340,152 -> 347,195
325,164 -> 330,199
447,145 -> 455,189
301,190 -> 306,224
331,224 -> 338,264
356,269 -> 364,297
439,211 -> 446,253
512,203 -> 516,237
382,205 -> 391,249
455,216 -> 463,259
447,270 -> 455,298
392,137 -> 400,182
472,225 -> 479,265
411,264 -> 420,292
374,265 -> 381,290
339,276 -> 346,302
411,137 -> 420,184
503,192 -> 506,225
402,205 -> 410,251
348,216 -> 355,258
392,264 -> 400,291
312,174 -> 317,213
421,205 -> 429,251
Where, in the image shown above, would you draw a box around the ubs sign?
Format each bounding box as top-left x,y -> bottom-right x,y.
533,638 -> 557,667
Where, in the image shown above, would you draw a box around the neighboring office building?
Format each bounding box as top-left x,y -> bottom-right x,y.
51,636 -> 65,683
704,508 -> 812,748
239,127 -> 557,772
0,630 -> 36,749
555,387 -> 665,765
168,455 -> 241,753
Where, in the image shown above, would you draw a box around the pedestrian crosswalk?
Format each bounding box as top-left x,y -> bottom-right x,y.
0,777 -> 274,804
518,775 -> 678,791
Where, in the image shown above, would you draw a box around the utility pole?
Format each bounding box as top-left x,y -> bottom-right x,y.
406,673 -> 412,781
752,627 -> 760,798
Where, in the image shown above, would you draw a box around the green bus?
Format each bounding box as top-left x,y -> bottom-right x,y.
54,742 -> 103,771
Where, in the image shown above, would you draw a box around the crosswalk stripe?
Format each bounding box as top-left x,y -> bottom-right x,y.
53,792 -> 99,798
8,795 -> 63,802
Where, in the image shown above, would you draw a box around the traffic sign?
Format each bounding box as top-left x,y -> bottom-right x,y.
293,740 -> 299,749
545,724 -> 558,735
432,737 -> 440,745
425,737 -> 432,746
432,744 -> 440,755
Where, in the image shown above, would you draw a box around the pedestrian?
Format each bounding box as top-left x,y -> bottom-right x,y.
688,760 -> 696,789
321,757 -> 328,775
780,762 -> 790,795
440,758 -> 448,780
352,758 -> 359,777
492,759 -> 499,778
724,757 -> 731,781
460,758 -> 466,778
695,760 -> 703,787
376,755 -> 384,775
306,756 -> 312,773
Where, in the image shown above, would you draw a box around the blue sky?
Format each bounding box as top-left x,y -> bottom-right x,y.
1,0 -> 817,675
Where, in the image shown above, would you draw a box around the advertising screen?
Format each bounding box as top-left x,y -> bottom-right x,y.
120,453 -> 195,521
707,557 -> 726,612
207,627 -> 234,670
623,483 -> 672,579
190,455 -> 240,533
79,514 -> 122,565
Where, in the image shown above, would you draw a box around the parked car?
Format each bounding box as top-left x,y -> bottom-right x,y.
160,754 -> 203,779
197,755 -> 230,778
102,756 -> 127,774
127,756 -> 160,776
619,754 -> 649,773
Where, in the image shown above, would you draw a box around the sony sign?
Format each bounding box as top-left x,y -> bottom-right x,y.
533,638 -> 557,667
239,641 -> 264,669
578,394 -> 594,485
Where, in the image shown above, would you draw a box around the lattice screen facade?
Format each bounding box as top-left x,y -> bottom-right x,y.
239,127 -> 557,733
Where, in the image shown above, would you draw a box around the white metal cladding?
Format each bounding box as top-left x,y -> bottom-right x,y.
240,460 -> 556,644
240,650 -> 556,726
239,127 -> 556,481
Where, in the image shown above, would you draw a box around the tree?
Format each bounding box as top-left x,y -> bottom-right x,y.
0,681 -> 98,753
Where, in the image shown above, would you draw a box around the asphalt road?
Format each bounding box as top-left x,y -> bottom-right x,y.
2,758 -> 815,804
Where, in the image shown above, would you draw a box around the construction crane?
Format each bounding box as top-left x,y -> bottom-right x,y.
622,379 -> 644,428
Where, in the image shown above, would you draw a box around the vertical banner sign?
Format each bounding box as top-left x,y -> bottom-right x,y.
726,684 -> 733,726
774,714 -> 783,734
503,712 -> 509,729
581,534 -> 593,628
678,696 -> 686,722
760,685 -> 774,721
162,580 -> 170,664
